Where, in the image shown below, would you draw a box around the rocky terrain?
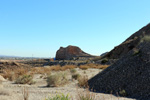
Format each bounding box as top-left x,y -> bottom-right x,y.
88,25 -> 150,100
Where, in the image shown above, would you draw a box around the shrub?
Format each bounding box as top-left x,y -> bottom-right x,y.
77,89 -> 96,100
119,89 -> 127,97
101,58 -> 108,64
2,68 -> 29,81
79,65 -> 89,70
141,35 -> 150,42
47,72 -> 68,87
72,74 -> 81,80
132,49 -> 140,56
45,93 -> 70,100
70,68 -> 77,74
77,75 -> 88,88
15,74 -> 35,85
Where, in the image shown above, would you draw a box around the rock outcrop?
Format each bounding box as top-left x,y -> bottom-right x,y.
56,45 -> 93,60
88,24 -> 150,100
103,23 -> 150,59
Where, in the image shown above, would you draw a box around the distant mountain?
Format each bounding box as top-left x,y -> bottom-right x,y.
0,55 -> 20,58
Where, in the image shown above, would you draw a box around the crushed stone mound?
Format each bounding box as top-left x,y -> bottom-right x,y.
88,41 -> 150,100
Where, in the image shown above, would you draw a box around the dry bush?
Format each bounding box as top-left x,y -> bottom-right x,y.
98,65 -> 109,69
77,75 -> 88,88
2,67 -> 29,81
70,68 -> 77,74
79,64 -> 109,70
49,65 -> 62,71
72,73 -> 81,80
47,72 -> 68,87
15,74 -> 35,85
61,65 -> 77,71
77,89 -> 97,100
79,65 -> 89,70
31,67 -> 51,75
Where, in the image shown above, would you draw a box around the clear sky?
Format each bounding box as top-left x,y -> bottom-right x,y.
0,0 -> 150,57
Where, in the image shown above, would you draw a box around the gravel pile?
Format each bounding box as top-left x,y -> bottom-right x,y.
88,41 -> 150,100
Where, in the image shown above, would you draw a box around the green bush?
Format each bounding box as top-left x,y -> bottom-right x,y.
119,89 -> 127,97
45,94 -> 70,100
15,74 -> 35,85
47,72 -> 68,87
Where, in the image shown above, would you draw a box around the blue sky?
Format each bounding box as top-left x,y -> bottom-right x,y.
0,0 -> 150,57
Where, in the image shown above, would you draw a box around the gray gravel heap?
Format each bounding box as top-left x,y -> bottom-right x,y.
88,41 -> 150,100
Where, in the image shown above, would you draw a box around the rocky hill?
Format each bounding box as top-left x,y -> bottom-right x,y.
88,24 -> 150,100
103,23 -> 150,59
56,45 -> 94,60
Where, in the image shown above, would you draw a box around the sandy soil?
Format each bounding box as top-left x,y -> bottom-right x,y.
0,68 -> 135,100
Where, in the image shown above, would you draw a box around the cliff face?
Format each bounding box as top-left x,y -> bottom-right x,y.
104,23 -> 150,59
56,45 -> 92,60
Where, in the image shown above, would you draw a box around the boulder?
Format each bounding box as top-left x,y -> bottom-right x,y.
56,45 -> 93,60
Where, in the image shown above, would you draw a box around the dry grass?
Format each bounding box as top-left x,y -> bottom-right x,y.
76,88 -> 97,100
2,67 -> 29,81
72,73 -> 81,80
31,67 -> 51,75
79,64 -> 109,70
47,71 -> 69,87
22,87 -> 29,100
77,75 -> 89,88
15,74 -> 35,85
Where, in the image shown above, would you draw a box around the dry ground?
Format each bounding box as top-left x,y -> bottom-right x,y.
0,67 -> 136,100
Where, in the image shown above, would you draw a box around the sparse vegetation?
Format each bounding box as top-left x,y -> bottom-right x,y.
47,72 -> 68,87
15,74 -> 35,85
79,64 -> 109,70
141,35 -> 150,42
79,65 -> 89,70
119,89 -> 127,97
70,68 -> 77,74
77,89 -> 97,100
2,68 -> 29,81
132,49 -> 140,56
101,58 -> 108,64
72,73 -> 81,80
77,75 -> 88,88
45,93 -> 70,100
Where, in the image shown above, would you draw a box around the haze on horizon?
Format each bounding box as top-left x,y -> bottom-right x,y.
0,0 -> 150,58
